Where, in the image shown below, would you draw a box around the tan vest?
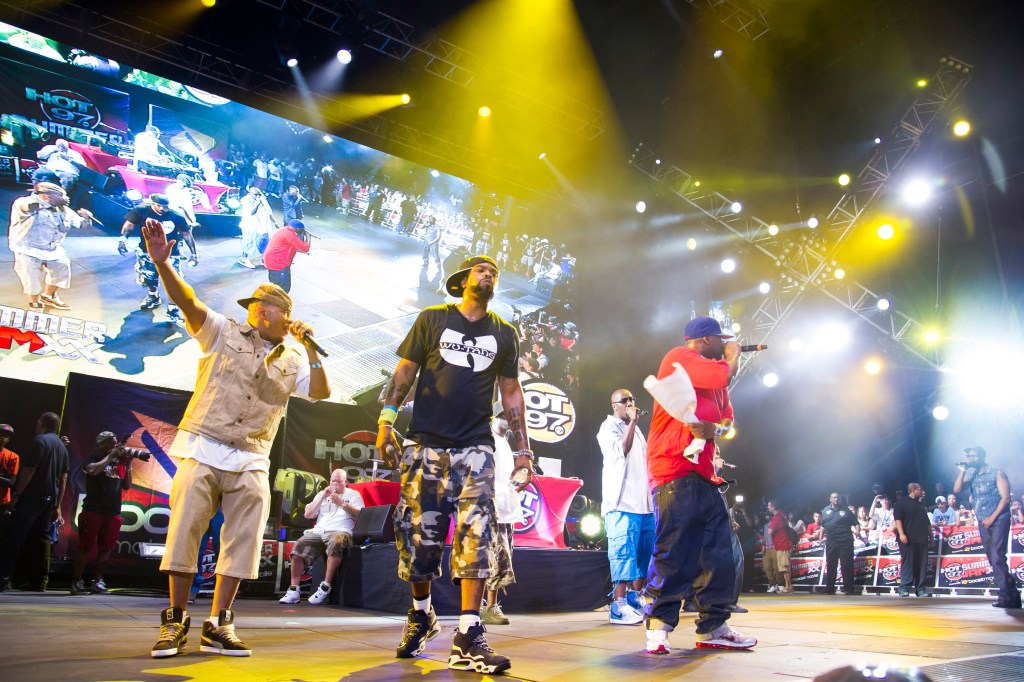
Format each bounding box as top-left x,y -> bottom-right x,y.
179,319 -> 303,455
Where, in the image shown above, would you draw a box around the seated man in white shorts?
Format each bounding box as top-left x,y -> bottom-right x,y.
279,469 -> 364,605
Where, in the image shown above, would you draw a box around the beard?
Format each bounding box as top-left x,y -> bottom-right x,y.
467,280 -> 494,301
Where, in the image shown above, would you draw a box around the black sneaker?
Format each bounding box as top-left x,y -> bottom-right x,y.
151,607 -> 190,658
200,609 -> 251,656
396,607 -> 440,658
448,624 -> 511,674
140,293 -> 162,310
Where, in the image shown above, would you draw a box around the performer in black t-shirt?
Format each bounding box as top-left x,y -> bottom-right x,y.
119,193 -> 196,325
377,255 -> 532,675
70,432 -> 133,595
893,482 -> 931,597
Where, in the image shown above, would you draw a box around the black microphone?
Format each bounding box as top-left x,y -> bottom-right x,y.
740,344 -> 767,352
302,331 -> 329,358
636,409 -> 650,416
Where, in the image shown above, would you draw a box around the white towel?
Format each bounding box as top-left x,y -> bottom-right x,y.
643,362 -> 706,464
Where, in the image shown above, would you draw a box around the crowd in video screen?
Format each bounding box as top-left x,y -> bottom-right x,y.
0,21 -> 579,400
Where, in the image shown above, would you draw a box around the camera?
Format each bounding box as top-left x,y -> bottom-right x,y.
872,483 -> 885,495
117,433 -> 151,462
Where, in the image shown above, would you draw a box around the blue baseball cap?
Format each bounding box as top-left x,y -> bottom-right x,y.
287,219 -> 306,230
683,315 -> 734,340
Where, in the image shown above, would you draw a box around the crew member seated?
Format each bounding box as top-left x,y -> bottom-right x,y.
279,469 -> 363,606
36,138 -> 85,189
132,124 -> 162,169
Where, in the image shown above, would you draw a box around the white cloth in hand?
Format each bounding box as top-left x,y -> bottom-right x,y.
643,362 -> 705,464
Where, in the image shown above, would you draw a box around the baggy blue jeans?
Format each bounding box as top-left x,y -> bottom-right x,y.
645,473 -> 735,634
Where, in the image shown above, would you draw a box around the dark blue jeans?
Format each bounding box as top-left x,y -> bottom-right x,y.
979,513 -> 1016,602
645,474 -> 734,634
898,540 -> 928,594
268,267 -> 292,293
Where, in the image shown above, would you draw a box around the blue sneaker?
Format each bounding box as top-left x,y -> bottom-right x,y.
609,601 -> 643,625
626,590 -> 644,611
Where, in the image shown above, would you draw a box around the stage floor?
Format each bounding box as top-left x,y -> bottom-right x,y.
0,591 -> 1022,681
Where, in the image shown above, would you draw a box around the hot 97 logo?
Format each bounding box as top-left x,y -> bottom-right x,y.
522,382 -> 575,444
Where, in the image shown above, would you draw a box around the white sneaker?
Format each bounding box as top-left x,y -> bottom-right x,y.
645,628 -> 671,655
766,585 -> 779,593
237,257 -> 255,269
278,588 -> 300,604
308,581 -> 331,605
609,601 -> 644,625
696,625 -> 757,650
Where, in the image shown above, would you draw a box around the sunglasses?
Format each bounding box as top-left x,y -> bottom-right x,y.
614,397 -> 635,404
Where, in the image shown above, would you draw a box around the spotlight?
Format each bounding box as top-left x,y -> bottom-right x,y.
767,224 -> 779,236
694,180 -> 701,187
902,179 -> 932,206
834,268 -> 846,280
578,513 -> 605,544
286,57 -> 298,68
200,0 -> 216,6
538,152 -> 547,160
865,359 -> 882,375
876,223 -> 895,240
720,258 -> 736,273
635,200 -> 647,214
430,169 -> 441,178
731,322 -> 741,333
952,120 -> 971,137
713,49 -> 724,59
336,49 -> 352,64
923,328 -> 941,345
759,281 -> 771,294
762,372 -> 779,388
932,405 -> 949,421
478,106 -> 492,117
686,237 -> 697,251
400,93 -> 411,104
838,173 -> 851,186
730,201 -> 742,214
807,216 -> 819,228
734,495 -> 744,504
877,298 -> 890,311
874,137 -> 883,144
655,158 -> 662,165
322,134 -> 332,143
916,78 -> 928,88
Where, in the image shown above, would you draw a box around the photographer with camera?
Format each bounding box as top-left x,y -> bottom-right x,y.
70,432 -> 140,595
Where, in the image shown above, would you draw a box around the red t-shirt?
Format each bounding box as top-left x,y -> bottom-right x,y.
646,346 -> 733,488
262,227 -> 309,271
0,447 -> 19,505
769,512 -> 793,550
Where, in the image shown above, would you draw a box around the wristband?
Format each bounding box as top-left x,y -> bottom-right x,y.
378,405 -> 398,425
514,449 -> 534,460
309,361 -> 322,370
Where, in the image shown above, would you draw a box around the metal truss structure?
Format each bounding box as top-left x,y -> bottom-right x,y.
681,0 -> 770,41
0,0 -> 555,197
632,56 -> 973,382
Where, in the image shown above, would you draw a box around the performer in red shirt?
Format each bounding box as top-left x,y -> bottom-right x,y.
262,219 -> 311,293
643,316 -> 756,654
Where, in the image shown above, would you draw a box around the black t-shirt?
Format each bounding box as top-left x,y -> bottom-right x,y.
125,205 -> 189,255
820,504 -> 854,544
82,450 -> 127,516
19,432 -> 69,509
398,304 -> 519,448
893,496 -> 931,543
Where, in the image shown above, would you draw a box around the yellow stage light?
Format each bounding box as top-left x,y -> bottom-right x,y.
865,359 -> 882,375
478,106 -> 492,117
953,120 -> 971,137
923,328 -> 941,345
916,79 -> 928,88
834,268 -> 845,280
876,223 -> 895,240
838,173 -> 851,186
201,0 -> 216,7
686,238 -> 697,251
400,94 -> 411,104
768,224 -> 779,236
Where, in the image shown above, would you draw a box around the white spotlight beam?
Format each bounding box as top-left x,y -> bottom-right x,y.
631,55 -> 971,382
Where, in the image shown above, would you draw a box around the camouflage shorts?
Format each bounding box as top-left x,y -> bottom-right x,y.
485,522 -> 516,592
291,529 -> 353,565
395,442 -> 496,583
135,248 -> 182,289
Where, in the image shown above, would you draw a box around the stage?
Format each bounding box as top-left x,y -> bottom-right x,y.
0,591 -> 1021,681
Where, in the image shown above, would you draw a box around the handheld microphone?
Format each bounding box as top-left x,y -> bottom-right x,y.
721,462 -> 737,469
740,344 -> 768,352
636,409 -> 650,416
302,331 -> 329,358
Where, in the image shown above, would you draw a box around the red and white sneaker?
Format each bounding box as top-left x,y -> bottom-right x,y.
645,628 -> 671,655
695,625 -> 757,650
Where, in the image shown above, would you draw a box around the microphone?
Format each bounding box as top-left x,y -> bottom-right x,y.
635,409 -> 650,416
740,344 -> 768,352
721,462 -> 737,469
302,331 -> 330,358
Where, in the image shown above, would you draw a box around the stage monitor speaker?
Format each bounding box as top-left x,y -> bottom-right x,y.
352,504 -> 396,544
75,163 -> 109,191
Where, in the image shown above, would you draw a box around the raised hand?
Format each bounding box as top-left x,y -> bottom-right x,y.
142,218 -> 175,264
